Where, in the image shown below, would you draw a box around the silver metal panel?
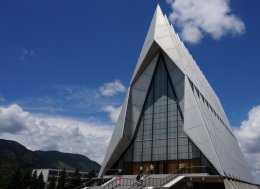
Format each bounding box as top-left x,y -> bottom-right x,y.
183,76 -> 223,175
156,36 -> 175,50
224,179 -> 236,189
131,53 -> 159,135
232,181 -> 242,189
132,86 -> 148,106
131,5 -> 162,83
164,48 -> 184,73
98,89 -> 131,177
169,66 -> 184,86
163,53 -> 185,113
131,105 -> 141,130
154,25 -> 171,39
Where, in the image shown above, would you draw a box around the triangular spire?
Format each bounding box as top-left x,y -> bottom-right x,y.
131,4 -> 168,83
155,4 -> 163,19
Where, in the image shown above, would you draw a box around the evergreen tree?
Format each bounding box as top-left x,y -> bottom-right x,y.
30,170 -> 38,189
47,176 -> 56,189
70,169 -> 81,188
56,168 -> 67,189
6,169 -> 22,189
22,170 -> 32,189
87,170 -> 96,180
64,182 -> 74,189
38,171 -> 45,189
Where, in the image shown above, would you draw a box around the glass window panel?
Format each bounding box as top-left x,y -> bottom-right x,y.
168,153 -> 177,160
178,153 -> 189,159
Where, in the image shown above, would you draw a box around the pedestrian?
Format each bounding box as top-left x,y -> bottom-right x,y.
116,175 -> 120,186
149,164 -> 154,174
139,166 -> 143,175
140,174 -> 144,187
179,163 -> 185,174
146,166 -> 149,175
136,174 -> 140,181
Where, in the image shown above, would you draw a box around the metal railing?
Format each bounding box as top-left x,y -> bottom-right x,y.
74,169 -> 124,189
142,168 -> 183,187
74,178 -> 96,189
128,170 -> 152,189
130,166 -> 212,189
98,169 -> 125,189
101,177 -> 136,189
83,166 -> 213,189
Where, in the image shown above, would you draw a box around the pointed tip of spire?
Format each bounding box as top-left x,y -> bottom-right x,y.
155,4 -> 163,15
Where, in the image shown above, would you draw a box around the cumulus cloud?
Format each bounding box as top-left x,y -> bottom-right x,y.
166,0 -> 245,44
234,106 -> 260,183
20,48 -> 35,60
99,80 -> 126,96
0,104 -> 30,133
103,105 -> 122,123
0,104 -> 113,163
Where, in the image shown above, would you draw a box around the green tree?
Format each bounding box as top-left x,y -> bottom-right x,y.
30,170 -> 38,189
87,170 -> 96,180
6,169 -> 22,189
47,176 -> 56,189
22,170 -> 32,189
70,169 -> 81,187
38,171 -> 45,189
56,168 -> 67,189
64,182 -> 74,189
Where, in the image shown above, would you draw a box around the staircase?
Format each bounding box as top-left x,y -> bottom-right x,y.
87,166 -> 212,189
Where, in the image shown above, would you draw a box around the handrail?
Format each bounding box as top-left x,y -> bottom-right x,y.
100,177 -> 136,189
128,169 -> 155,189
140,168 -> 183,187
161,166 -> 212,186
74,169 -> 124,189
75,166 -> 212,189
130,166 -> 212,188
99,169 -> 125,189
73,178 -> 96,189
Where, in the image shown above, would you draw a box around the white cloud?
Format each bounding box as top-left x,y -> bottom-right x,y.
0,104 -> 113,164
166,0 -> 245,44
99,80 -> 126,96
103,105 -> 122,123
20,48 -> 35,60
0,104 -> 30,133
234,106 -> 260,184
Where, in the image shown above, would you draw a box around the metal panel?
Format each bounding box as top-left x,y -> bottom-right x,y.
183,76 -> 223,175
156,36 -> 175,50
154,25 -> 171,39
224,179 -> 236,189
163,52 -> 185,113
98,89 -> 131,177
131,5 -> 162,83
131,53 -> 159,135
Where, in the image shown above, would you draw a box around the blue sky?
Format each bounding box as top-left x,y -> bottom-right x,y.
0,0 -> 259,126
0,0 -> 260,182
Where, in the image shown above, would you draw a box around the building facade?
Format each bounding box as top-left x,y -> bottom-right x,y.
99,4 -> 258,189
34,169 -> 89,183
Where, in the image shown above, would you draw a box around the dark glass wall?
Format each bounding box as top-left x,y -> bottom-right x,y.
111,55 -> 217,175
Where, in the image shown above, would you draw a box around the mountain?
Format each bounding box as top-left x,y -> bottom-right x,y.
0,139 -> 100,185
0,139 -> 100,171
0,139 -> 42,166
34,150 -> 100,172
